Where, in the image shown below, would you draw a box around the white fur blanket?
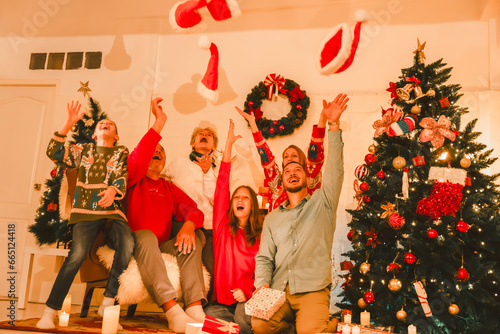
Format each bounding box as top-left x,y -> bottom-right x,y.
96,245 -> 210,305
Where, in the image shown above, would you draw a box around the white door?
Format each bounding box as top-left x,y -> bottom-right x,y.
0,83 -> 57,300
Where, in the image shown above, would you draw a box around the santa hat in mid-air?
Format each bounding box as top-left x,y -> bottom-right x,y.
198,35 -> 219,102
169,0 -> 208,33
206,0 -> 241,21
317,10 -> 369,75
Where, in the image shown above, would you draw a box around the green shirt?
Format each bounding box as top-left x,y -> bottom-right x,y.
47,132 -> 129,224
255,130 -> 344,294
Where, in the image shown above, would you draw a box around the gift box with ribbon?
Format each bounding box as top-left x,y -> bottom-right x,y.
244,287 -> 286,320
202,316 -> 239,334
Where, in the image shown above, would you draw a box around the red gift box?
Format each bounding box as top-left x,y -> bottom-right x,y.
340,260 -> 354,271
439,97 -> 450,108
412,156 -> 425,166
202,316 -> 239,333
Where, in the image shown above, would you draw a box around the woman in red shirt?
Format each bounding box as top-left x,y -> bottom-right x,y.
206,119 -> 262,334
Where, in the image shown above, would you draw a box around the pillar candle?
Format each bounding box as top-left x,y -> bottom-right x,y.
344,313 -> 352,324
351,326 -> 360,334
360,310 -> 370,326
257,195 -> 263,209
408,324 -> 416,334
342,324 -> 351,334
58,311 -> 69,327
102,305 -> 120,334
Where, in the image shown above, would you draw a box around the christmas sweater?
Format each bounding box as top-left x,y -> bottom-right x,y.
213,161 -> 260,304
252,125 -> 325,211
47,132 -> 129,224
124,129 -> 204,244
165,156 -> 219,230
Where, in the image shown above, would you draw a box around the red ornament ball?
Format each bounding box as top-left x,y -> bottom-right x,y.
50,168 -> 57,178
386,262 -> 401,273
279,125 -> 285,131
347,230 -> 354,241
456,220 -> 469,233
457,267 -> 470,281
273,121 -> 278,126
363,196 -> 372,204
376,170 -> 385,180
270,128 -> 275,134
364,153 -> 377,165
428,229 -> 438,239
296,104 -> 302,110
354,165 -> 369,179
388,212 -> 405,230
360,182 -> 369,192
363,291 -> 376,305
248,101 -> 254,106
404,252 -> 417,264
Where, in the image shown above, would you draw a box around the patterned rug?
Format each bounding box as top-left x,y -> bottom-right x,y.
0,312 -> 177,333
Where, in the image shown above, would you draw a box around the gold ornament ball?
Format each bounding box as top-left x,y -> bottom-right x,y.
368,144 -> 376,153
448,304 -> 460,315
71,126 -> 77,132
460,157 -> 471,168
396,309 -> 407,321
359,262 -> 371,275
393,156 -> 406,169
358,298 -> 367,309
427,89 -> 436,97
388,278 -> 402,291
411,105 -> 421,115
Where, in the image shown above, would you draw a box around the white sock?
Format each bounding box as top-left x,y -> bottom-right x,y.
165,304 -> 196,333
185,304 -> 206,323
98,296 -> 115,317
36,306 -> 56,329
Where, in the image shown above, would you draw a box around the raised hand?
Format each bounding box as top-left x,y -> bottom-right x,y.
222,119 -> 242,163
151,97 -> 167,133
322,93 -> 349,123
235,106 -> 258,133
59,100 -> 85,135
193,151 -> 214,174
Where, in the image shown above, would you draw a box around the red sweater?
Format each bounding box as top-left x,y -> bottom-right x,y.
125,129 -> 204,244
213,162 -> 260,305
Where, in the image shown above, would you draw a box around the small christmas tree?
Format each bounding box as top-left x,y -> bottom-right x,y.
30,83 -> 108,246
338,40 -> 500,333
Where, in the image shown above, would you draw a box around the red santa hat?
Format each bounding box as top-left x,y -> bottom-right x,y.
206,0 -> 241,21
169,0 -> 208,33
198,35 -> 219,102
317,10 -> 369,75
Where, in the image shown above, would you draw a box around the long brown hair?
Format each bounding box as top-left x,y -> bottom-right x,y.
228,185 -> 262,247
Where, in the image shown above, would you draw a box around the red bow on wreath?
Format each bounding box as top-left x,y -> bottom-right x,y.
264,73 -> 286,100
288,86 -> 305,102
365,227 -> 381,248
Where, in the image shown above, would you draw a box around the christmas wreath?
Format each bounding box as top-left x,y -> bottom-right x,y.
243,73 -> 310,139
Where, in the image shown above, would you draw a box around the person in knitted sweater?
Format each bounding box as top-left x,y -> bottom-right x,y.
165,125 -> 219,305
205,119 -> 262,334
124,98 -> 207,333
236,106 -> 327,212
37,101 -> 134,329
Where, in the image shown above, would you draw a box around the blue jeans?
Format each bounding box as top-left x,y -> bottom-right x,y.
46,219 -> 134,310
205,303 -> 252,334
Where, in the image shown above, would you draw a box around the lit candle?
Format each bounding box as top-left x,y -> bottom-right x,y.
342,324 -> 351,334
257,195 -> 263,209
408,324 -> 416,334
351,326 -> 360,334
102,305 -> 120,334
360,310 -> 370,326
61,294 -> 72,315
58,311 -> 69,327
344,313 -> 352,324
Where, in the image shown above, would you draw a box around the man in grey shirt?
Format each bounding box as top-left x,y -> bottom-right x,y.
252,93 -> 348,334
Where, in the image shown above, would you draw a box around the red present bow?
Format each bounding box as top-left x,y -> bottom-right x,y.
288,86 -> 305,102
419,115 -> 456,148
203,315 -> 240,333
405,76 -> 421,86
264,73 -> 286,100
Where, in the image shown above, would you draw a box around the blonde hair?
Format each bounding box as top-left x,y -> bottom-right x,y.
190,127 -> 218,149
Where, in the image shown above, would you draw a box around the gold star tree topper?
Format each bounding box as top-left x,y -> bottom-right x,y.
77,81 -> 92,98
414,38 -> 426,63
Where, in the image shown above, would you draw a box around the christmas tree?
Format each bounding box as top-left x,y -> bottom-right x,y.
338,40 -> 500,334
29,84 -> 108,246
